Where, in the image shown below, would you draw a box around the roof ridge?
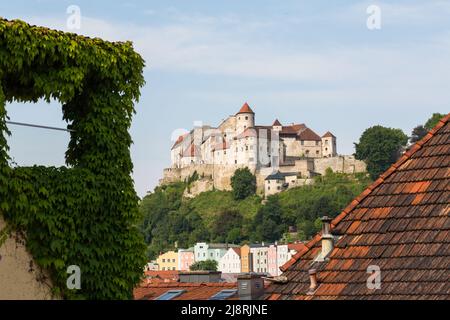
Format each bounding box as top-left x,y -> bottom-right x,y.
280,112 -> 450,272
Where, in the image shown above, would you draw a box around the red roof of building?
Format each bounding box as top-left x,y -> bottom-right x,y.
237,102 -> 255,114
280,124 -> 307,135
264,113 -> 450,300
297,127 -> 322,141
322,131 -> 336,138
171,133 -> 189,150
143,271 -> 179,285
232,247 -> 241,257
182,143 -> 200,157
134,282 -> 238,300
273,119 -> 282,126
212,139 -> 230,151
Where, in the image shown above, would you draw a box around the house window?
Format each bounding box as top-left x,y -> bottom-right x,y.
301,140 -> 304,145
156,290 -> 186,300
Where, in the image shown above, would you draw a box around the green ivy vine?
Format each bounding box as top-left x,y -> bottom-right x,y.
0,18 -> 147,299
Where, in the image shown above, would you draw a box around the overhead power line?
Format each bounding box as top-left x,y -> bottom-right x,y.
5,121 -> 74,132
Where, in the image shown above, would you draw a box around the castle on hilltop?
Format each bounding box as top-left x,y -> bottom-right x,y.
162,103 -> 366,196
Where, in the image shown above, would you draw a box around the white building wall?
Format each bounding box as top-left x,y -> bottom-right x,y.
218,249 -> 241,274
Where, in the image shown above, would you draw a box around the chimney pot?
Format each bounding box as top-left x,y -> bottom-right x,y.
308,269 -> 318,293
321,216 -> 332,235
315,216 -> 334,262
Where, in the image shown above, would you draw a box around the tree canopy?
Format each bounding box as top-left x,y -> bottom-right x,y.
355,126 -> 408,180
424,113 -> 446,130
190,260 -> 218,271
230,167 -> 257,200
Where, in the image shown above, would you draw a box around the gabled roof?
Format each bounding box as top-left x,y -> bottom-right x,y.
171,133 -> 189,150
264,113 -> 450,300
322,131 -> 336,138
182,143 -> 200,157
280,124 -> 306,136
265,171 -> 298,181
236,102 -> 255,115
232,247 -> 241,257
273,119 -> 282,126
297,127 -> 322,141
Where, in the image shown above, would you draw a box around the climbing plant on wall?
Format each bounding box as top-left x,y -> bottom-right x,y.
0,18 -> 147,299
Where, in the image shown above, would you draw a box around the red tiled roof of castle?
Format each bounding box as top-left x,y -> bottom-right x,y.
297,127 -> 322,141
322,131 -> 336,138
237,102 -> 255,114
134,282 -> 238,300
182,143 -> 200,157
171,133 -> 189,150
264,113 -> 450,300
273,119 -> 282,126
280,124 -> 307,135
212,139 -> 230,151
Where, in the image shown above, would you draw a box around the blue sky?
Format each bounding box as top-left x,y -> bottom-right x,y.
2,0 -> 449,197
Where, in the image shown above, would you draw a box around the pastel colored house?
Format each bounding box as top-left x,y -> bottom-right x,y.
267,245 -> 278,276
157,251 -> 178,271
178,248 -> 195,271
194,242 -> 238,264
250,244 -> 269,274
219,248 -> 241,274
240,244 -> 252,273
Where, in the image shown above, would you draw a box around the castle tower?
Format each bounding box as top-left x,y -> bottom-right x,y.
321,131 -> 337,157
236,102 -> 255,133
272,119 -> 282,132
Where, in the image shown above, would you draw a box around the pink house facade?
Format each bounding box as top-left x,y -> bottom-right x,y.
267,245 -> 278,276
178,248 -> 195,271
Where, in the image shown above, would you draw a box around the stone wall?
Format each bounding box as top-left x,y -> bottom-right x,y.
0,216 -> 54,300
313,155 -> 366,174
160,155 -> 366,196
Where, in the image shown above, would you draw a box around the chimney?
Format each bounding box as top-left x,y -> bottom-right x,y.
307,269 -> 318,294
238,273 -> 265,300
316,216 -> 334,262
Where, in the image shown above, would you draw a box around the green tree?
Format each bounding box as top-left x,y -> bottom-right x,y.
410,125 -> 428,144
190,260 -> 218,271
231,167 -> 256,200
355,126 -> 408,180
211,210 -> 243,243
251,196 -> 286,242
424,113 -> 445,130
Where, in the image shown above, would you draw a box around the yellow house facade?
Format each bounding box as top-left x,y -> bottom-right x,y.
240,245 -> 252,273
156,251 -> 178,271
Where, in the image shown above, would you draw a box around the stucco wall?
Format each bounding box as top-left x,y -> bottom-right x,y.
0,216 -> 54,300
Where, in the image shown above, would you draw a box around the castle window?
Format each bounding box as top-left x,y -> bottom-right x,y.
301,140 -> 304,146
316,141 -> 319,146
245,116 -> 248,120
325,140 -> 329,145
316,150 -> 319,155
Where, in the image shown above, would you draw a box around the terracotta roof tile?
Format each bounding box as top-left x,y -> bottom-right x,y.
237,102 -> 254,114
264,113 -> 450,300
134,282 -> 237,300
